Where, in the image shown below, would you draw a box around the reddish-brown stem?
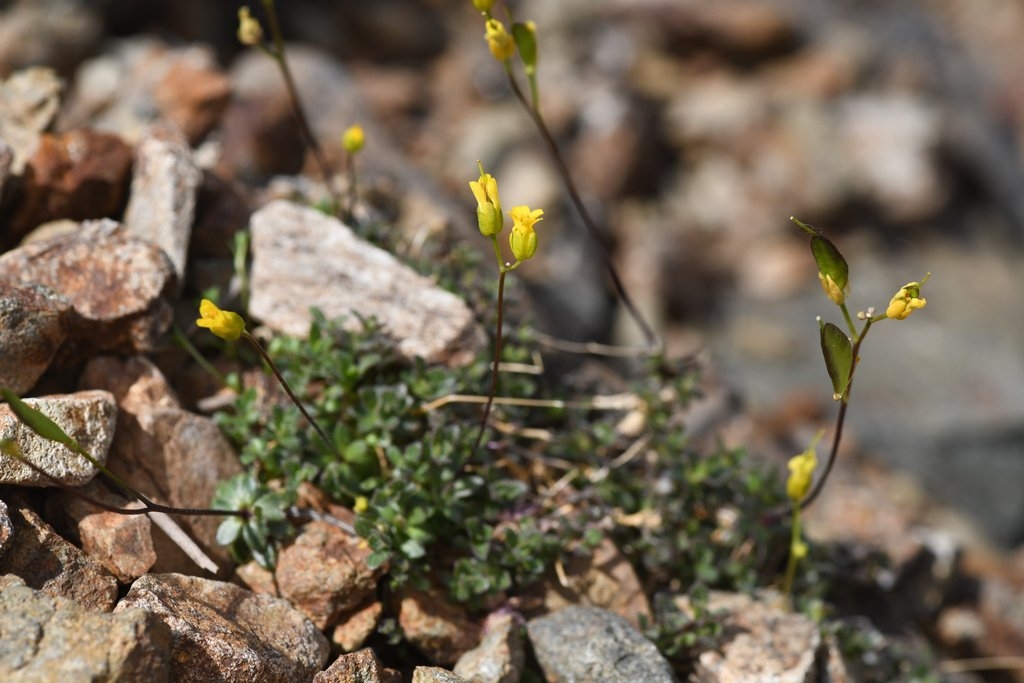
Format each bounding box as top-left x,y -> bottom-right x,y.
471,269 -> 507,456
503,71 -> 660,353
260,0 -> 342,211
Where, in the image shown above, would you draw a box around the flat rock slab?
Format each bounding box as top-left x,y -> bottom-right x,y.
0,575 -> 171,682
0,390 -> 115,487
0,282 -> 71,395
124,124 -> 201,284
0,504 -> 117,611
249,200 -> 484,367
116,573 -> 329,682
527,605 -> 676,683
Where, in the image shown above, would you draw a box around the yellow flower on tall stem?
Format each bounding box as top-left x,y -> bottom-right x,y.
196,299 -> 246,341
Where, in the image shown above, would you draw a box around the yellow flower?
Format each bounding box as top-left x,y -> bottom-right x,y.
885,276 -> 929,320
485,18 -> 516,61
196,299 -> 246,341
509,205 -> 543,261
237,6 -> 263,47
342,124 -> 365,155
786,431 -> 822,502
472,0 -> 494,12
818,272 -> 845,306
469,166 -> 503,237
353,496 -> 369,514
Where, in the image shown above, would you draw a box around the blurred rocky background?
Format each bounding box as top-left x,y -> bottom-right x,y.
1,0 -> 1023,621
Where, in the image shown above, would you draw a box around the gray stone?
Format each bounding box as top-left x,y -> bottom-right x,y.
0,283 -> 71,395
116,573 -> 329,683
412,667 -> 468,683
249,200 -> 485,367
0,219 -> 176,361
124,125 -> 202,284
453,610 -> 524,683
684,591 -> 822,683
0,575 -> 171,682
0,499 -> 11,555
0,503 -> 117,611
527,605 -> 675,683
314,648 -> 402,683
0,390 -> 115,487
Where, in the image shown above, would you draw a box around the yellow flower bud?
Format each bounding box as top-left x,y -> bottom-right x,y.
472,0 -> 494,12
196,298 -> 246,341
353,496 -> 369,513
818,272 -> 845,306
342,124 -> 365,155
237,6 -> 264,47
469,167 -> 503,237
509,205 -> 543,261
485,18 -> 516,62
885,277 -> 928,320
786,431 -> 822,502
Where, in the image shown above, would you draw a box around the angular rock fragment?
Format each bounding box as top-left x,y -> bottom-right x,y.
249,200 -> 484,367
0,575 -> 170,682
116,573 -> 329,682
0,390 -> 115,487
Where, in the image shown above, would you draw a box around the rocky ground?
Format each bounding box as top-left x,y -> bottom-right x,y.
2,0 -> 1024,681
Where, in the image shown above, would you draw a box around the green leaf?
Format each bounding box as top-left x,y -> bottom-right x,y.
820,323 -> 853,401
810,235 -> 849,291
1,388 -> 80,451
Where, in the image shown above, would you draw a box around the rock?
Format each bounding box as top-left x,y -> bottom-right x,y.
0,0 -> 101,76
0,219 -> 176,364
331,600 -> 383,653
124,125 -> 202,283
0,503 -> 117,611
683,591 -> 828,683
0,283 -> 71,395
249,200 -> 485,367
453,610 -> 525,683
152,52 -> 232,145
314,648 -> 402,683
61,39 -> 229,146
0,390 -> 116,487
61,482 -> 157,583
0,499 -> 11,554
80,355 -> 242,571
116,573 -> 329,683
837,94 -> 945,222
395,587 -> 481,666
0,575 -> 171,682
8,129 -> 133,245
538,537 -> 652,630
0,67 -> 63,174
274,519 -> 381,630
527,605 -> 675,683
412,667 -> 468,683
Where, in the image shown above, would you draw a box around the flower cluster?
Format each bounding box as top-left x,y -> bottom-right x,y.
469,165 -> 543,268
885,278 -> 929,320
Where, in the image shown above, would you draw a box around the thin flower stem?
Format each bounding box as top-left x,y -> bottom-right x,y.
259,0 -> 341,211
6,449 -> 248,518
502,68 -> 661,354
471,270 -> 508,456
782,504 -> 801,597
346,154 -> 358,221
241,330 -> 339,460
